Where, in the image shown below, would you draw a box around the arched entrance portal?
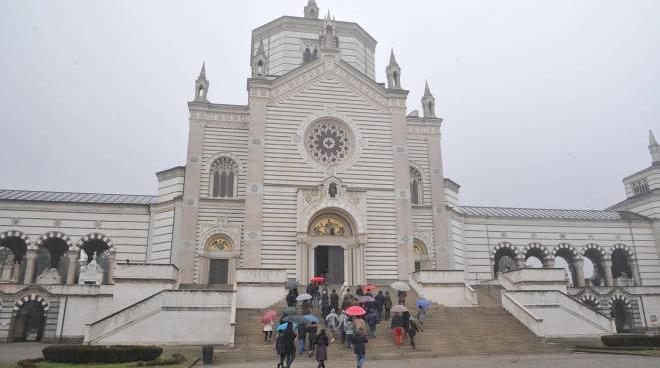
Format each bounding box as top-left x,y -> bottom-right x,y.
11,301 -> 46,342
298,210 -> 366,286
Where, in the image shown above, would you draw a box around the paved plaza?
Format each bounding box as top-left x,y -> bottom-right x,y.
213,353 -> 659,368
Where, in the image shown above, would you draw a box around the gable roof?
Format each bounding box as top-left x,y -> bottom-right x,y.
0,189 -> 156,205
457,205 -> 643,221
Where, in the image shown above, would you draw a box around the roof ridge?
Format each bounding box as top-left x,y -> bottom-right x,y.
0,188 -> 156,198
458,205 -> 616,213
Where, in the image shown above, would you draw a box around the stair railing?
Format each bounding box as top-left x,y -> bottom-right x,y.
229,281 -> 238,347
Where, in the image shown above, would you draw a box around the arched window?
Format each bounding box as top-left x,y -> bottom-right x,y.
303,48 -> 312,63
257,60 -> 264,76
583,247 -> 605,287
312,48 -> 318,60
210,157 -> 238,198
414,239 -> 430,271
611,249 -> 633,281
410,167 -> 423,205
493,247 -> 518,275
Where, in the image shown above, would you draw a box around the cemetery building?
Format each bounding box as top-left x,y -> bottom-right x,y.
1,0 -> 660,345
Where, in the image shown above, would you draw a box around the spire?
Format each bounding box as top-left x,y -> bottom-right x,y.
194,62 -> 209,102
252,40 -> 268,77
304,0 -> 319,19
650,130 -> 658,146
388,49 -> 398,67
257,40 -> 265,54
650,129 -> 660,165
198,62 -> 206,80
385,48 -> 402,89
423,80 -> 432,97
421,80 -> 436,118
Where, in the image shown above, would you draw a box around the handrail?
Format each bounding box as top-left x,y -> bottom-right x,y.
229,282 -> 238,347
502,291 -> 543,322
89,289 -> 167,326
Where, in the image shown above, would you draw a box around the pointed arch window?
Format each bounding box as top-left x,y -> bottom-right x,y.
210,157 -> 238,198
312,48 -> 318,61
410,166 -> 423,205
303,48 -> 312,63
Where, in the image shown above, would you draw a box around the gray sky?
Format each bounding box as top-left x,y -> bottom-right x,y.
1,0 -> 658,209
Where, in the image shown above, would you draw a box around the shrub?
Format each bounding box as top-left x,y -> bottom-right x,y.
601,334 -> 660,347
42,345 -> 163,363
137,353 -> 186,366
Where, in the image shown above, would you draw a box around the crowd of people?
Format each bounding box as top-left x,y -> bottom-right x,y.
264,282 -> 428,368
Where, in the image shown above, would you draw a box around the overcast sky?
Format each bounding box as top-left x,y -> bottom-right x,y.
1,0 -> 658,209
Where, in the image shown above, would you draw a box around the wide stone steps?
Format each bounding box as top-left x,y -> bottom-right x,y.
216,286 -> 563,364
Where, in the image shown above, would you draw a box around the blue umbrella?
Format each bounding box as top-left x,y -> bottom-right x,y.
416,299 -> 432,309
277,322 -> 298,331
303,314 -> 319,323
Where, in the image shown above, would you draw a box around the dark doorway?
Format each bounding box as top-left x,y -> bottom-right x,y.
208,259 -> 229,284
314,246 -> 344,285
611,300 -> 633,333
11,301 -> 45,342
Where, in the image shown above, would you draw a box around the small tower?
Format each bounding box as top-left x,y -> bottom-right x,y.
319,11 -> 338,49
252,40 -> 268,77
650,130 -> 660,165
421,81 -> 436,118
194,62 -> 209,102
304,0 -> 319,19
386,49 -> 402,89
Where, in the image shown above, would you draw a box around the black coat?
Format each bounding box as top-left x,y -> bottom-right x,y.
351,333 -> 368,354
390,314 -> 404,329
276,330 -> 296,355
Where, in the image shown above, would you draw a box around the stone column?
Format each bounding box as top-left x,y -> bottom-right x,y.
243,82 -> 269,269
107,250 -> 116,284
355,242 -> 366,286
575,258 -> 585,287
426,121 -> 452,270
296,237 -> 305,283
177,106 -> 205,283
66,249 -> 79,285
23,248 -> 37,284
543,257 -> 556,269
228,257 -> 237,285
389,96 -> 415,280
603,258 -> 614,287
631,260 -> 641,286
516,256 -> 526,269
343,247 -> 351,286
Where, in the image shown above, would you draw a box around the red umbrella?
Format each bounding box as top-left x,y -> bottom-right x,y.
261,310 -> 277,323
362,284 -> 377,293
311,276 -> 325,284
344,306 -> 367,316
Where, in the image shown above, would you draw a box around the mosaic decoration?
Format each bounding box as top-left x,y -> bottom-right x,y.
306,120 -> 351,166
207,237 -> 233,251
311,216 -> 348,236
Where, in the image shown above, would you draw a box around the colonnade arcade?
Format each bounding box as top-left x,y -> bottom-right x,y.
296,211 -> 366,286
0,230 -> 116,285
491,241 -> 641,287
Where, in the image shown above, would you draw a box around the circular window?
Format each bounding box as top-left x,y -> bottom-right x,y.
305,120 -> 352,166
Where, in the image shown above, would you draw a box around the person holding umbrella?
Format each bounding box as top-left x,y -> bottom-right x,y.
262,310 -> 275,343
276,322 -> 296,368
408,316 -> 420,350
390,312 -> 405,346
286,290 -> 297,308
415,303 -> 429,332
325,308 -> 338,343
366,308 -> 378,338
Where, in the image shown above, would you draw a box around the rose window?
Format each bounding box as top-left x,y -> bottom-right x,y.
306,120 -> 352,166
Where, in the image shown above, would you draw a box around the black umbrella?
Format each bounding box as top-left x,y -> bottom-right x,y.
286,280 -> 299,290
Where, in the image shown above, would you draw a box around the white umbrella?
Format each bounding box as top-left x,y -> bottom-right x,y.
390,281 -> 410,291
296,293 -> 312,301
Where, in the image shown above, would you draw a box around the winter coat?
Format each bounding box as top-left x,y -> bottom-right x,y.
297,324 -> 308,340
307,325 -> 318,344
384,295 -> 393,309
325,312 -> 338,329
315,334 -> 329,361
338,313 -> 348,331
276,329 -> 296,355
390,314 -> 404,329
301,301 -> 311,315
286,293 -> 296,306
366,311 -> 378,327
375,293 -> 385,311
408,320 -> 419,338
344,320 -> 355,335
330,292 -> 340,309
354,318 -> 366,334
351,333 -> 369,354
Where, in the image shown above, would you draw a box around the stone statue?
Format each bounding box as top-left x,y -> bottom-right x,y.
79,251 -> 104,285
36,267 -> 62,285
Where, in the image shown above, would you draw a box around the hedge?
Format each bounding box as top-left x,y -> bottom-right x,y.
601,334 -> 660,347
42,345 -> 163,363
137,353 -> 186,366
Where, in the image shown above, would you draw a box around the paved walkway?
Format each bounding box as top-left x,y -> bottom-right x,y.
0,343 -> 48,363
212,352 -> 659,368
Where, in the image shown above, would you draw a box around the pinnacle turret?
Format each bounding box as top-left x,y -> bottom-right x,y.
385,48 -> 402,89
304,0 -> 319,19
194,62 -> 209,102
421,80 -> 436,118
650,130 -> 660,164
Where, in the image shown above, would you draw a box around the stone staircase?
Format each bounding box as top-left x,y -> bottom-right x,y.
215,285 -> 563,364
